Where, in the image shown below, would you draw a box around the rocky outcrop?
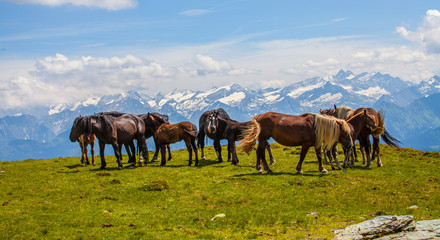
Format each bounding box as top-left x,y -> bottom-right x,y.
333,215 -> 440,240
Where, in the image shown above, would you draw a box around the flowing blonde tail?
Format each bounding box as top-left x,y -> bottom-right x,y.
238,115 -> 261,154
372,111 -> 385,138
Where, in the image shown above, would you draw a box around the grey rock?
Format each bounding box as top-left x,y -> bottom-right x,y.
333,216 -> 440,240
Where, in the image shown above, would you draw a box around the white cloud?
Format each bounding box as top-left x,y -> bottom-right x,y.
179,9 -> 212,16
7,0 -> 137,10
194,54 -> 232,76
397,9 -> 440,53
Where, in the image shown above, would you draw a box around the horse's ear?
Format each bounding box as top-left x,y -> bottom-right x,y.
149,114 -> 154,121
319,109 -> 323,114
334,104 -> 337,110
364,109 -> 367,114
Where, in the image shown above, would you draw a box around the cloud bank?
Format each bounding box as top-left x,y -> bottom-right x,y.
397,9 -> 440,53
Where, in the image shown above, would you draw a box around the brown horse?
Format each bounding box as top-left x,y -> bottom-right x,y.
349,107 -> 400,167
139,112 -> 172,162
322,105 -> 400,167
323,109 -> 377,170
77,133 -> 95,166
239,112 -> 353,174
216,116 -> 274,165
69,114 -> 148,170
155,121 -> 198,166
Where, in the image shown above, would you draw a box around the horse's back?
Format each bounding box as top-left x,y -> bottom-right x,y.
257,112 -> 316,146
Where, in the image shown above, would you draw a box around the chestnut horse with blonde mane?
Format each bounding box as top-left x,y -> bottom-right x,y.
239,112 -> 353,174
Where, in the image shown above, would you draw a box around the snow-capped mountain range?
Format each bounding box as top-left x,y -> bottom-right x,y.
1,70 -> 440,160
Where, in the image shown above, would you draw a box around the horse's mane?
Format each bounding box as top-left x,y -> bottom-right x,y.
83,116 -> 93,135
314,114 -> 350,150
335,106 -> 354,120
372,110 -> 385,138
96,111 -> 126,117
345,110 -> 365,123
94,114 -> 114,134
149,112 -> 169,124
216,108 -> 232,120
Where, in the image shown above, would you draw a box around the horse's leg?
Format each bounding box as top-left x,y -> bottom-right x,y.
214,139 -> 223,163
315,146 -> 328,174
373,136 -> 383,167
79,142 -> 85,164
229,140 -> 238,165
353,143 -> 359,162
199,132 -> 206,160
151,137 -> 159,162
112,142 -> 123,170
125,143 -> 134,163
99,141 -> 106,169
84,143 -> 90,165
258,141 -> 272,173
167,145 -> 172,161
266,142 -> 275,165
227,143 -> 232,162
326,149 -> 335,170
90,141 -> 95,166
323,148 -> 329,164
359,138 -> 367,165
160,144 -> 167,166
332,144 -> 343,170
128,142 -> 136,167
139,137 -> 148,165
185,140 -> 193,166
296,146 -> 309,175
255,142 -> 262,173
361,137 -> 372,167
191,137 -> 198,166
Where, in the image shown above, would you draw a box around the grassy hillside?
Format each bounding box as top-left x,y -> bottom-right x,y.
0,144 -> 439,239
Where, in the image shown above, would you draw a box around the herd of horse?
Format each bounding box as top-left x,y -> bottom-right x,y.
69,105 -> 400,174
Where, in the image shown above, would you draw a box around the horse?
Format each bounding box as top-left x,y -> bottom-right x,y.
139,112 -> 172,162
239,112 -> 353,174
216,116 -> 274,165
95,111 -> 139,163
323,109 -> 377,170
321,105 -> 400,167
69,114 -> 148,170
155,121 -> 198,166
197,108 -> 232,162
349,107 -> 400,167
77,133 -> 95,166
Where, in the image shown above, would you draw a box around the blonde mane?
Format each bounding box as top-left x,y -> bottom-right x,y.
345,110 -> 365,123
314,114 -> 350,150
335,106 -> 354,120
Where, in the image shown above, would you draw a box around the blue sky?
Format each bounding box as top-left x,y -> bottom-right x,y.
1,0 -> 440,109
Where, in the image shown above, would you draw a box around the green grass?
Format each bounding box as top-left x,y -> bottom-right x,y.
0,144 -> 439,239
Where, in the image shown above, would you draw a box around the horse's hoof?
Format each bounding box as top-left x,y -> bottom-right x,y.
118,167 -> 123,170
258,169 -> 264,174
217,160 -> 223,163
331,166 -> 335,170
297,170 -> 303,175
321,169 -> 328,174
266,169 -> 273,174
93,164 -> 96,166
227,159 -> 232,162
201,157 -> 206,160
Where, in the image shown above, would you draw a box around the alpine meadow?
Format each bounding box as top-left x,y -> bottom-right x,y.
0,144 -> 439,239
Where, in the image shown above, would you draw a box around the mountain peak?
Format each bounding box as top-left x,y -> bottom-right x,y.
335,69 -> 354,79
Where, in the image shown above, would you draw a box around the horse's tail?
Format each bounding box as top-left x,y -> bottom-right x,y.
197,130 -> 203,148
381,129 -> 401,148
371,110 -> 385,138
238,115 -> 261,154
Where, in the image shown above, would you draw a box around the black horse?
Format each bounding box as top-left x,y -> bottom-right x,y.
70,114 -> 148,170
198,108 -> 274,164
197,108 -> 232,162
95,111 -> 140,163
216,116 -> 275,165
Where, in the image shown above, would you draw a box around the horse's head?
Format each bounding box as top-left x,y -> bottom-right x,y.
363,109 -> 377,130
70,116 -> 84,142
207,111 -> 219,134
337,120 -> 353,151
320,108 -> 335,116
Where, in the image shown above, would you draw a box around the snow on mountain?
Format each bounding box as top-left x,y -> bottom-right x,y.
3,69 -> 440,160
